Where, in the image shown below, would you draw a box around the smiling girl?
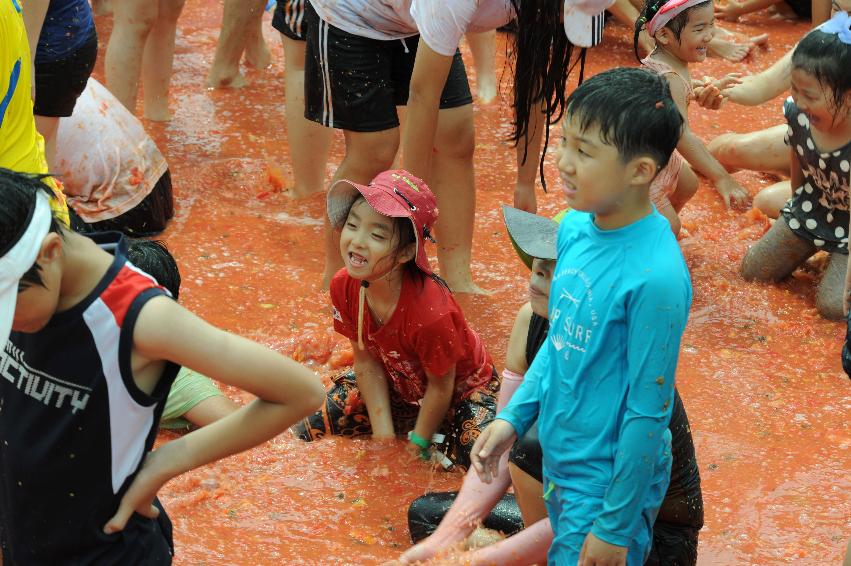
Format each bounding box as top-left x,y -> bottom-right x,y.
742,12 -> 851,320
292,170 -> 500,469
635,0 -> 749,234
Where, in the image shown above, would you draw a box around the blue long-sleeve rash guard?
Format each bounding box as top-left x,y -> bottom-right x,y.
498,208 -> 692,547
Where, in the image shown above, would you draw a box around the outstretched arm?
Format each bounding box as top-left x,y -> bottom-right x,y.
352,341 -> 396,439
668,77 -> 749,208
104,297 -> 325,533
724,48 -> 793,106
401,40 -> 455,179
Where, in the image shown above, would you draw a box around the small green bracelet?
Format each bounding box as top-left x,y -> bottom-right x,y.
408,431 -> 431,450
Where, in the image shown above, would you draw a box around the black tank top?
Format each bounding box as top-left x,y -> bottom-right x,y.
0,234 -> 179,564
522,311 -> 703,529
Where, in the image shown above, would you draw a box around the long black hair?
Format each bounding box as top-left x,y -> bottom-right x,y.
634,0 -> 711,61
509,0 -> 580,192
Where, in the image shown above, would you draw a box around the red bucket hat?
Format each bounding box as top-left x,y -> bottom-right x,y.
327,169 -> 438,275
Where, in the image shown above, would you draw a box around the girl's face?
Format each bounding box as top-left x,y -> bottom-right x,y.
339,199 -> 410,281
659,3 -> 716,63
790,67 -> 848,132
529,258 -> 555,318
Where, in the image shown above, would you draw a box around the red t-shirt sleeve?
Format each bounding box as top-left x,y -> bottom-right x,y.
413,309 -> 467,379
330,269 -> 357,341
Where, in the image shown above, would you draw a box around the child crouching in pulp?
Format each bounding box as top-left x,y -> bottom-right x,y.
0,169 -> 325,564
471,67 -> 693,565
635,0 -> 749,235
293,170 -> 500,470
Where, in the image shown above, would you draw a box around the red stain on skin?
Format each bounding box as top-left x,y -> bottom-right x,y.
85,5 -> 850,565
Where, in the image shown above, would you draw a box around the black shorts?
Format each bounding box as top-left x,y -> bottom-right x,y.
34,30 -> 98,117
69,170 -> 175,237
303,2 -> 472,132
407,492 -> 523,543
272,0 -> 308,41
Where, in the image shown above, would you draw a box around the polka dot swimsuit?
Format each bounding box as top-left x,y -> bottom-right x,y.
781,98 -> 851,254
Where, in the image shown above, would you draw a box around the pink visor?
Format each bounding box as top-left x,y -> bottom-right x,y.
647,0 -> 708,36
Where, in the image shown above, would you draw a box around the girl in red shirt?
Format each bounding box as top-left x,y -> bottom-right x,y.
292,169 -> 500,469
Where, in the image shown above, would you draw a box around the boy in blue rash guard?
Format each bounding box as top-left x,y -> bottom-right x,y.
471,67 -> 692,566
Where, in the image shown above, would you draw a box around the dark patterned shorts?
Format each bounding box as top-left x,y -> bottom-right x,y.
292,369 -> 499,470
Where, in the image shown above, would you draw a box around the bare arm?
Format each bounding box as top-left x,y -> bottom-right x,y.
401,39 -> 455,179
351,340 -> 395,438
412,366 -> 456,448
104,297 -> 325,532
668,77 -> 749,208
725,48 -> 793,106
22,0 -> 50,64
515,105 -> 546,213
505,302 -> 533,375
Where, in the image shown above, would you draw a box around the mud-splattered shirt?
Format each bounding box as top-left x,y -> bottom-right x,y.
498,209 -> 691,548
330,268 -> 494,405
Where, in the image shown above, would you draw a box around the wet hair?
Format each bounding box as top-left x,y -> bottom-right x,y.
0,168 -> 63,289
345,197 -> 450,291
634,0 -> 711,61
509,0 -> 579,193
791,28 -> 851,117
565,68 -> 684,169
126,240 -> 181,299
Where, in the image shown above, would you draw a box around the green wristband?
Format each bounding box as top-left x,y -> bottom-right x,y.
408,431 -> 431,450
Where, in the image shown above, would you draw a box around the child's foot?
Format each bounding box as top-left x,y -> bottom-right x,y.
447,278 -> 492,295
144,99 -> 172,122
244,35 -> 272,69
288,183 -> 325,200
476,74 -> 498,105
206,65 -> 248,89
709,38 -> 752,62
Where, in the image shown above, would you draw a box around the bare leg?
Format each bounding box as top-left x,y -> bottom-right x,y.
431,104 -> 485,294
753,180 -> 791,219
34,115 -> 59,170
141,0 -> 186,121
244,8 -> 271,69
708,124 -> 789,176
92,0 -> 113,16
282,34 -> 332,198
183,395 -> 239,427
206,0 -> 265,88
657,198 -> 682,237
741,215 -> 816,282
465,31 -> 497,104
815,252 -> 848,320
105,0 -> 159,113
321,128 -> 400,289
509,463 -> 547,528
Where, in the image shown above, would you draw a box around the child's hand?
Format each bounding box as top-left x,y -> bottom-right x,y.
578,532 -> 627,566
712,73 -> 743,92
693,82 -> 725,110
715,0 -> 744,21
103,443 -> 187,534
715,176 -> 749,209
470,420 -> 517,483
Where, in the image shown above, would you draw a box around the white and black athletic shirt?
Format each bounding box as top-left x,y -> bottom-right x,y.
0,233 -> 179,565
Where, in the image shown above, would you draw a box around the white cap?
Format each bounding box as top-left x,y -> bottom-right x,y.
563,0 -> 612,47
0,192 -> 51,346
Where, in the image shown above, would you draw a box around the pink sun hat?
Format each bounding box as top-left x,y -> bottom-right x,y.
327,170 -> 438,276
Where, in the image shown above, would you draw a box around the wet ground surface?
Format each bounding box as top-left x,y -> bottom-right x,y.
89,3 -> 850,564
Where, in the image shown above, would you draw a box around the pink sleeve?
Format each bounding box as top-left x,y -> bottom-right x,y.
410,0 -> 477,56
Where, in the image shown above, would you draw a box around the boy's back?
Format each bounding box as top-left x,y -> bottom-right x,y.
0,233 -> 177,564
